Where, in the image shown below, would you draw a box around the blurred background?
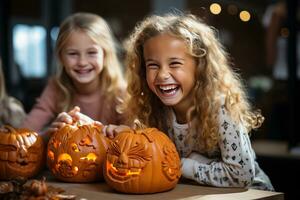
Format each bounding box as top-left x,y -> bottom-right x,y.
0,0 -> 299,198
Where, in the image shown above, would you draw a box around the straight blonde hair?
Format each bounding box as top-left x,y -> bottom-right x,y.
54,12 -> 126,111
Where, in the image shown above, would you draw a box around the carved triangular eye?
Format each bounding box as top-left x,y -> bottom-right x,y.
71,143 -> 80,152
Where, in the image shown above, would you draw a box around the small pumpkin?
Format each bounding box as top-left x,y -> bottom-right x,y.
47,123 -> 108,182
104,127 -> 181,194
0,125 -> 44,180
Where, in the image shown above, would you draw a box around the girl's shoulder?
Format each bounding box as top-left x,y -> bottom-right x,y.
40,77 -> 61,97
47,77 -> 60,90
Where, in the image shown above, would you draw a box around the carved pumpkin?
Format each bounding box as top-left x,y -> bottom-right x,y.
0,125 -> 44,180
104,127 -> 181,194
47,123 -> 108,182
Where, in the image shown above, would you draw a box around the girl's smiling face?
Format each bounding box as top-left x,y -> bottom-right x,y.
61,30 -> 104,88
143,33 -> 197,116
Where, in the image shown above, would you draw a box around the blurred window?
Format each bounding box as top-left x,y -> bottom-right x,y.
13,24 -> 46,78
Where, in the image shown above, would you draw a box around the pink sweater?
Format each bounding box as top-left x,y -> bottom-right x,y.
21,79 -> 124,132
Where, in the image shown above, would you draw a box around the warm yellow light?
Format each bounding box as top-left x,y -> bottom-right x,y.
108,162 -> 122,174
58,153 -> 72,162
108,162 -> 141,176
126,169 -> 141,176
210,3 -> 222,15
80,153 -> 97,162
239,10 -> 251,22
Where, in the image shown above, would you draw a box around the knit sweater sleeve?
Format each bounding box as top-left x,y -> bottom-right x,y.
21,79 -> 58,133
181,105 -> 256,188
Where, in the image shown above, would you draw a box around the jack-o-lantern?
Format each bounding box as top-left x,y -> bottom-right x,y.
0,125 -> 44,180
104,127 -> 181,194
47,123 -> 108,182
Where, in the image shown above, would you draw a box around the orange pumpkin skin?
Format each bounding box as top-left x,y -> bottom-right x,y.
104,128 -> 181,194
47,124 -> 108,182
0,126 -> 44,180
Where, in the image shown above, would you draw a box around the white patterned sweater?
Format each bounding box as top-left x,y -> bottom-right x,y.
169,105 -> 274,191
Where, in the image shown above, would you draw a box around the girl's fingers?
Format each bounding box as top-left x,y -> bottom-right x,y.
94,121 -> 103,126
68,106 -> 80,116
74,112 -> 94,124
57,112 -> 73,124
50,122 -> 66,130
105,125 -> 115,139
46,127 -> 58,135
102,124 -> 130,139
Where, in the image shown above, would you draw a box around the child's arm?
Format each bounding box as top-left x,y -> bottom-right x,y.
181,106 -> 257,188
21,80 -> 57,132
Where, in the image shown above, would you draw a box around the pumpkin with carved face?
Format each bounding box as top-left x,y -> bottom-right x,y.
47,123 -> 108,182
104,127 -> 181,194
0,126 -> 44,180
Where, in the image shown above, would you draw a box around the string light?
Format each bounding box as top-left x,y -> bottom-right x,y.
239,10 -> 251,22
210,3 -> 222,15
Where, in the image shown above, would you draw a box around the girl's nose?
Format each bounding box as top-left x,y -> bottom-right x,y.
78,54 -> 88,66
157,67 -> 171,80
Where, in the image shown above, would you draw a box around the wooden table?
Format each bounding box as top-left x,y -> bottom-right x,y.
40,171 -> 284,200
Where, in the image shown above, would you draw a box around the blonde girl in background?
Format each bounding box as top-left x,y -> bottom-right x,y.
121,13 -> 274,190
21,12 -> 126,139
0,57 -> 26,127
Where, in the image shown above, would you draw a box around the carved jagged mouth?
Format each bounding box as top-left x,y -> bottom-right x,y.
7,161 -> 36,170
106,162 -> 141,183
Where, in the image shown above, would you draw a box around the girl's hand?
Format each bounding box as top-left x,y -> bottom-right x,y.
46,106 -> 99,135
102,124 -> 131,139
46,111 -> 73,135
69,106 -> 95,125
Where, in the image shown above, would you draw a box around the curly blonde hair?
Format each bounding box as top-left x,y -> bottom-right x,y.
124,13 -> 263,153
54,12 -> 126,111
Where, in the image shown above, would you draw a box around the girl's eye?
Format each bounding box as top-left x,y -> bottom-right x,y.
88,51 -> 98,55
67,52 -> 77,56
146,63 -> 159,69
170,61 -> 182,67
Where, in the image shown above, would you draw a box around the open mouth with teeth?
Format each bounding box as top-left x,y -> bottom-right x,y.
106,161 -> 141,182
74,68 -> 93,74
157,84 -> 180,95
